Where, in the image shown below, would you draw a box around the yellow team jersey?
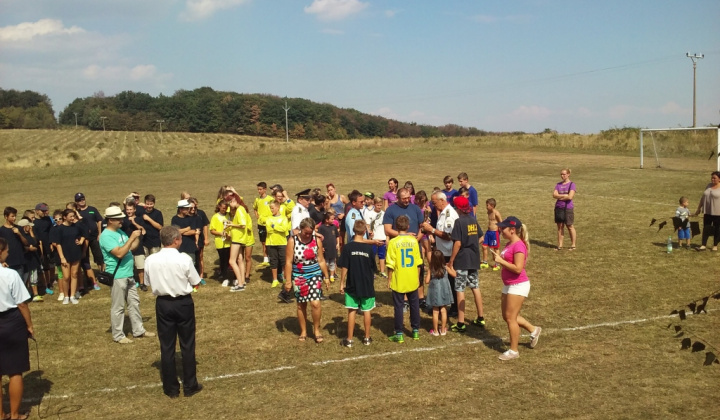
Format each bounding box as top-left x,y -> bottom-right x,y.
210,212 -> 231,249
230,206 -> 254,246
386,234 -> 423,293
253,195 -> 274,226
279,199 -> 295,223
265,214 -> 290,246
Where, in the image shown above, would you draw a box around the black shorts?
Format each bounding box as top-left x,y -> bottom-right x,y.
267,245 -> 286,270
554,207 -> 574,226
88,237 -> 104,266
0,308 -> 31,376
258,225 -> 267,243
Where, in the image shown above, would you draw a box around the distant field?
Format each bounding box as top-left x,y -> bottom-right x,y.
0,129 -> 718,419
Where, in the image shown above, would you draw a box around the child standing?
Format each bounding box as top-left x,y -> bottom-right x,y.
265,201 -> 290,288
676,197 -> 691,248
457,172 -> 478,216
338,220 -> 377,347
363,197 -> 387,277
425,250 -> 455,336
481,198 -> 502,270
386,215 -> 423,342
317,210 -> 339,283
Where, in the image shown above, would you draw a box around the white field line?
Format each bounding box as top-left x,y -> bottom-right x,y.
26,311 -> 706,402
581,194 -> 675,207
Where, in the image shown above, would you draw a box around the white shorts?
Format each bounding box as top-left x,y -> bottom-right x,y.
502,281 -> 530,297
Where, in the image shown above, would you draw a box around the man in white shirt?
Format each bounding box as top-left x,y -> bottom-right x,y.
291,189 -> 312,234
421,191 -> 459,315
144,226 -> 202,399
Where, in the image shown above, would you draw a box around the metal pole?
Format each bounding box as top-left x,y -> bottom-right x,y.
100,116 -> 107,132
639,131 -> 644,169
283,100 -> 290,143
686,52 -> 703,127
73,112 -> 78,128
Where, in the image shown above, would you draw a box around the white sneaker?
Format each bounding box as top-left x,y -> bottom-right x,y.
62,297 -> 70,305
233,279 -> 239,287
57,293 -> 65,301
221,279 -> 229,287
530,326 -> 542,349
498,349 -> 519,361
70,297 -> 79,305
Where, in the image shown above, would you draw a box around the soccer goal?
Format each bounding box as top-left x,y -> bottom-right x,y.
639,126 -> 720,170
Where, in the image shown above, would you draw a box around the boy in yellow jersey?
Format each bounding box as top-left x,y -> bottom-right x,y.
385,215 -> 423,343
271,186 -> 295,225
254,182 -> 274,267
265,202 -> 290,288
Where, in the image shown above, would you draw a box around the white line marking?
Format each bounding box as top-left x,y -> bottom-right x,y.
24,311 -> 707,402
582,194 -> 675,207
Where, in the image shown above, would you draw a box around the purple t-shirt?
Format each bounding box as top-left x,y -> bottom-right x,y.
500,240 -> 529,286
383,191 -> 397,206
554,182 -> 576,209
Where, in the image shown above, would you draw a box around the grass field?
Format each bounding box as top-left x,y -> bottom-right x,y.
1,130 -> 718,419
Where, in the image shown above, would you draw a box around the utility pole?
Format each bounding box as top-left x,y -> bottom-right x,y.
686,52 -> 704,127
73,112 -> 78,128
100,116 -> 107,133
283,99 -> 290,143
157,119 -> 165,133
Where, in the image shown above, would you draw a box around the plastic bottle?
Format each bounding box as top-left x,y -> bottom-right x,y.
666,236 -> 673,253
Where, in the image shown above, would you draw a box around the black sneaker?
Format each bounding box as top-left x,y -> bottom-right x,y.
139,284 -> 148,292
341,338 -> 353,347
419,299 -> 428,309
450,323 -> 467,333
403,301 -> 409,313
471,317 -> 486,328
362,337 -> 373,346
277,290 -> 293,303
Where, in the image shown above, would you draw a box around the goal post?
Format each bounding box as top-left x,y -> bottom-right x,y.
639,126 -> 720,170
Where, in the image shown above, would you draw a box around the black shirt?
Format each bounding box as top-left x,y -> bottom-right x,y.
56,224 -> 84,263
121,216 -> 145,256
317,223 -> 338,261
0,226 -> 25,268
193,209 -> 210,249
33,216 -> 53,253
78,205 -> 103,239
337,241 -> 376,298
450,213 -> 482,270
21,231 -> 41,270
171,215 -> 200,255
141,209 -> 164,248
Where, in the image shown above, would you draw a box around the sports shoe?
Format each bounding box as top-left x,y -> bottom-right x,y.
340,338 -> 353,348
471,317 -> 486,328
139,284 -> 148,292
135,282 -> 139,288
117,337 -> 134,344
32,295 -> 44,302
412,329 -> 420,340
403,301 -> 409,313
93,283 -> 101,291
480,262 -> 490,269
379,272 -> 388,278
221,280 -> 229,287
450,323 -> 467,333
199,279 -> 207,285
136,331 -> 156,338
492,265 -> 500,271
74,291 -> 82,299
440,328 -> 447,336
498,349 -> 519,361
277,290 -> 293,303
57,292 -> 65,301
419,299 -> 428,310
388,333 -> 404,343
429,329 -> 439,337
230,285 -> 246,292
45,288 -> 54,295
329,276 -> 335,283
271,280 -> 281,288
62,297 -> 70,305
362,337 -> 373,346
192,286 -> 198,293
530,326 -> 542,349
70,296 -> 79,305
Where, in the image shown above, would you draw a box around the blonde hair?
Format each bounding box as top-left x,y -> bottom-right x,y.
561,168 -> 571,175
517,224 -> 530,254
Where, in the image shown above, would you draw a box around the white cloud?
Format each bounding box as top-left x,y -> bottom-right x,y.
0,19 -> 85,42
82,64 -> 169,82
659,101 -> 684,115
321,28 -> 344,35
304,0 -> 368,21
384,9 -> 400,18
470,14 -> 531,24
510,105 -> 552,120
180,0 -> 250,21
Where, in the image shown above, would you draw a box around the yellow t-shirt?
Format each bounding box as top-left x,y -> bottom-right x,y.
279,199 -> 295,223
210,212 -> 231,249
265,214 -> 290,246
230,206 -> 254,246
253,195 -> 274,227
386,234 -> 423,293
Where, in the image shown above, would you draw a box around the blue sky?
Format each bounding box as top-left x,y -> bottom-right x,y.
1,0 -> 718,133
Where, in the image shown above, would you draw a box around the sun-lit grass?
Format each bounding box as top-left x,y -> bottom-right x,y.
0,131 -> 718,419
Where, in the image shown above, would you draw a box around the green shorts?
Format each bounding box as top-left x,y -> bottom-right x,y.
344,293 -> 375,311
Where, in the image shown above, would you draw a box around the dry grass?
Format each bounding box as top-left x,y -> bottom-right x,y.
1,131 -> 718,419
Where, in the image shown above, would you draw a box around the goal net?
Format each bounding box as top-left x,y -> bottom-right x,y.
640,127 -> 720,171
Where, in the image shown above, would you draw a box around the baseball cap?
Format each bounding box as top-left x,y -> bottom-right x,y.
453,196 -> 471,212
363,192 -> 375,199
497,216 -> 523,229
74,193 -> 85,202
35,203 -> 49,211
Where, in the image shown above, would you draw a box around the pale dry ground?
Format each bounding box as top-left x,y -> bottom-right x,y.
0,131 -> 718,419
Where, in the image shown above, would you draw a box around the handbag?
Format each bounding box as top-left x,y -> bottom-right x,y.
96,263 -> 120,287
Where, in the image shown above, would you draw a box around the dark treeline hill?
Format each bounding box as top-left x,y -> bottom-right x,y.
57,87 -> 489,139
0,88 -> 57,129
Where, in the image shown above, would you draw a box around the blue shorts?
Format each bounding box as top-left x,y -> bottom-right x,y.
373,243 -> 387,260
678,227 -> 691,240
482,231 -> 499,248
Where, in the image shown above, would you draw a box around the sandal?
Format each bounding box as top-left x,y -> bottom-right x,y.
298,336 -> 307,342
554,247 -> 563,251
697,246 -> 707,251
568,247 -> 576,251
314,335 -> 324,344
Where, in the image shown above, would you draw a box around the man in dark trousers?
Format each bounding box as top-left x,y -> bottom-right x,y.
144,225 -> 203,399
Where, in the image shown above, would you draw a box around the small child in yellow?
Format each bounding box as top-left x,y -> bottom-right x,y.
266,201 -> 290,288
386,215 -> 423,343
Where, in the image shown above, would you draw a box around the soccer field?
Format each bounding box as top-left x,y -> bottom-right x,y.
1,131 -> 718,419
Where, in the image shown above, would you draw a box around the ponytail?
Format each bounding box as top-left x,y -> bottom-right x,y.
517,224 -> 530,254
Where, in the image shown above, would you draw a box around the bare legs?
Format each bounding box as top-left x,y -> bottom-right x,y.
501,293 -> 536,352
0,374 -> 24,419
557,223 -> 577,249
432,306 -> 447,332
229,244 -> 245,286
347,308 -> 371,340
297,300 -> 322,339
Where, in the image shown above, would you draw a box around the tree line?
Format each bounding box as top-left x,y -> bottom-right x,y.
0,88 -> 57,129
56,87 -> 489,139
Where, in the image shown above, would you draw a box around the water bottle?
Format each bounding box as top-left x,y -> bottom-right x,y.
666,236 -> 673,253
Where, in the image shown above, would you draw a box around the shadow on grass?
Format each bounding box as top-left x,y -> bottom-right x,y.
529,239 -> 557,249
104,315 -> 154,336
